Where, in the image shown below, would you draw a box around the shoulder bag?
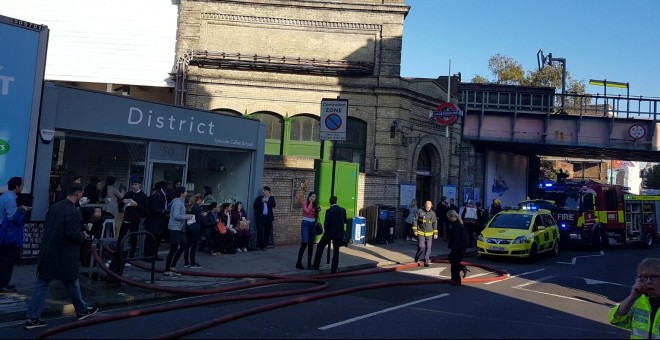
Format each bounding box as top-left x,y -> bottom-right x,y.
217,220 -> 227,235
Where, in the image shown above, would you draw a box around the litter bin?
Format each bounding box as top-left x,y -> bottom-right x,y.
351,216 -> 367,245
387,206 -> 397,243
376,206 -> 389,244
359,206 -> 379,244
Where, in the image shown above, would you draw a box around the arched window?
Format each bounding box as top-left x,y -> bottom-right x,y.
288,114 -> 321,158
250,112 -> 283,154
290,114 -> 319,141
211,108 -> 243,117
335,118 -> 366,172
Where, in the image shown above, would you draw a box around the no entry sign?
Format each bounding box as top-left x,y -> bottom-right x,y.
320,98 -> 348,140
431,101 -> 462,126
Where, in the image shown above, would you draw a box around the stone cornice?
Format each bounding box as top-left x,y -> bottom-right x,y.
202,13 -> 382,31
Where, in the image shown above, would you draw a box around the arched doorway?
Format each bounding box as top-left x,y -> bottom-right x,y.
415,143 -> 442,206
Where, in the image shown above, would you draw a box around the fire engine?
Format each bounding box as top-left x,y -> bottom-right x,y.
530,180 -> 660,249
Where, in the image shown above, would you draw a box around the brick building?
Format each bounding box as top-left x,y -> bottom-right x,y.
174,0 -> 462,245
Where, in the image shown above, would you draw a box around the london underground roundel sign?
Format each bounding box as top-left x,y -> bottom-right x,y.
432,102 -> 462,126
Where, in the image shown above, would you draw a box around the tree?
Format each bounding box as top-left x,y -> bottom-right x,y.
470,54 -> 587,112
644,164 -> 660,189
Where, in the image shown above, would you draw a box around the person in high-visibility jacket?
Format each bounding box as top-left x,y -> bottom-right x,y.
610,257 -> 660,339
412,200 -> 438,267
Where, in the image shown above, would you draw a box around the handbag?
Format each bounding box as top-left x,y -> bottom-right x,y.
238,219 -> 250,231
315,222 -> 323,235
217,221 -> 227,235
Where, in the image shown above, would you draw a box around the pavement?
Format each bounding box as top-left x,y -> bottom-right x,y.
0,237 -> 454,323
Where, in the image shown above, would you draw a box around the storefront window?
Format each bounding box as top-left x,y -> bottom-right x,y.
49,132 -> 146,204
186,147 -> 253,205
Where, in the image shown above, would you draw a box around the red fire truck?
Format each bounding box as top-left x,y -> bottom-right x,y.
529,180 -> 660,249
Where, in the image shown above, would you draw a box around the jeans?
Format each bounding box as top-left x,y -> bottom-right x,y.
26,278 -> 88,320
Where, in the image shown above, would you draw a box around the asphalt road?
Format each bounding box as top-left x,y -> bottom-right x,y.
4,245 -> 645,339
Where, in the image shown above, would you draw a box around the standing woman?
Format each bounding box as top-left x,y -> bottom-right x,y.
230,202 -> 249,253
404,199 -> 418,242
164,187 -> 193,277
101,176 -> 125,219
446,209 -> 469,286
295,191 -> 320,270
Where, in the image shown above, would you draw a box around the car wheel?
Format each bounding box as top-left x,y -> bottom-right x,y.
551,241 -> 559,257
644,231 -> 655,249
527,244 -> 538,263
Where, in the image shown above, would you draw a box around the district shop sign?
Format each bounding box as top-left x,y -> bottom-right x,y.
431,101 -> 462,126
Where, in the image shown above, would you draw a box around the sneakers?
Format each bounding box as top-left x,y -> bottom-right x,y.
406,236 -> 411,241
163,271 -> 178,277
77,306 -> 99,320
184,263 -> 191,268
242,247 -> 248,252
24,319 -> 47,329
236,248 -> 243,253
190,263 -> 202,269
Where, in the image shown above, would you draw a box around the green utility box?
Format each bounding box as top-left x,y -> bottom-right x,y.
314,159 -> 359,240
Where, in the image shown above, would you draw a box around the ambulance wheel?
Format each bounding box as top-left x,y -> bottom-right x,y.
527,244 -> 538,263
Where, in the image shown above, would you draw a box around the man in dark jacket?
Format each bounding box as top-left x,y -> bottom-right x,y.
24,183 -> 98,329
253,186 -> 276,251
143,181 -> 168,261
117,178 -> 149,258
312,196 -> 346,273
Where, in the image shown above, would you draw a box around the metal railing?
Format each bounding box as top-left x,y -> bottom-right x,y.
461,89 -> 660,121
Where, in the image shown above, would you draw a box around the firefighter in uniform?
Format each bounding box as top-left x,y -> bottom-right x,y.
412,200 -> 438,267
610,257 -> 660,339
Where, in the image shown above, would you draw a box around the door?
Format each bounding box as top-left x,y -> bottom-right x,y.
146,141 -> 188,194
148,162 -> 185,195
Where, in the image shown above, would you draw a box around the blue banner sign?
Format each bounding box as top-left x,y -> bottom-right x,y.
0,15 -> 48,192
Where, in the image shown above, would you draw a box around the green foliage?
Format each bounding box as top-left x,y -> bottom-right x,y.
645,164 -> 660,189
488,54 -> 526,85
471,75 -> 489,83
473,53 -> 586,95
539,159 -> 559,181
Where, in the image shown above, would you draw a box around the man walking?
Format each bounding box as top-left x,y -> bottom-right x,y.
24,183 -> 98,329
413,200 -> 438,267
312,196 -> 346,274
0,177 -> 29,294
253,186 -> 276,251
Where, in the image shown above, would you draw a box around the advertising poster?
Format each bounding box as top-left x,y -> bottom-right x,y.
485,150 -> 528,209
399,182 -> 416,208
0,16 -> 48,192
442,184 -> 457,202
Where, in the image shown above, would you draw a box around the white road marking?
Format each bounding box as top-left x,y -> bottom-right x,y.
581,277 -> 629,287
512,275 -> 590,302
556,251 -> 604,265
318,293 -> 450,330
484,268 -> 545,285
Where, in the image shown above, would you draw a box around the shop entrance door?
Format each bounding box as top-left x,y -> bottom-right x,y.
148,162 -> 185,194
145,141 -> 188,193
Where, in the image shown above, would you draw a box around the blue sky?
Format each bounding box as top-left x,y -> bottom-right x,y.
401,0 -> 660,98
